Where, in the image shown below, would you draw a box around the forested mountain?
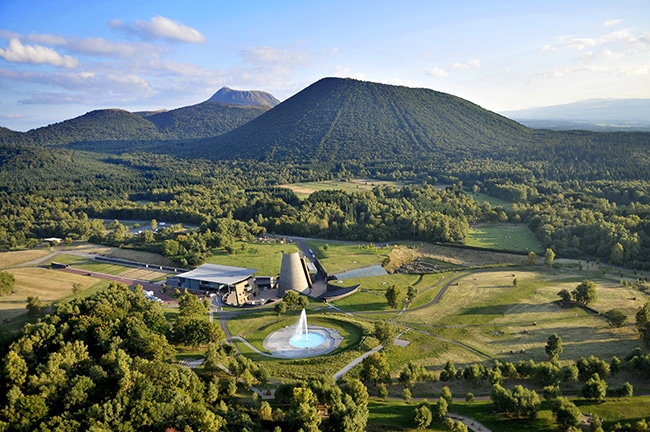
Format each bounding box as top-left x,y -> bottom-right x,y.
192,77 -> 533,162
141,102 -> 270,140
206,86 -> 280,107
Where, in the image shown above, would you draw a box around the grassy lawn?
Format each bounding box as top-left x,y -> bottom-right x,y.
466,224 -> 543,253
206,240 -> 299,276
307,240 -> 391,274
394,269 -> 647,362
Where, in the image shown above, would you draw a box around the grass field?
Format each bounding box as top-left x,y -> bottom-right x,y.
0,267 -> 108,331
466,224 -> 543,253
307,240 -> 390,274
281,178 -> 406,199
0,249 -> 53,269
469,191 -> 515,210
206,240 -> 300,275
365,396 -> 650,432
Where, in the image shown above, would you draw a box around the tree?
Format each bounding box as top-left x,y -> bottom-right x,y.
572,279 -> 598,306
552,397 -> 582,431
373,321 -> 397,347
359,352 -> 390,385
435,396 -> 448,420
288,387 -> 321,432
582,373 -> 607,401
445,418 -> 469,432
440,386 -> 453,404
26,296 -> 42,316
413,402 -> 432,430
635,302 -> 650,346
545,333 -> 564,362
527,251 -> 538,265
545,248 -> 556,266
72,282 -> 83,297
406,285 -> 418,303
274,300 -> 287,315
491,384 -> 540,419
385,284 -> 405,309
0,270 -> 16,296
377,384 -> 388,400
557,288 -> 572,304
440,360 -> 456,381
604,309 -> 628,327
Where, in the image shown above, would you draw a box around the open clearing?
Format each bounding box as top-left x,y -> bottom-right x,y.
281,178 -> 406,199
467,223 -> 543,253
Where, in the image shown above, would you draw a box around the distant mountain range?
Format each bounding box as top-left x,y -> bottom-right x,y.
0,88 -> 278,145
1,78 -> 648,174
501,99 -> 650,131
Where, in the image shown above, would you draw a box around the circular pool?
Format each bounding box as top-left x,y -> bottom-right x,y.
289,332 -> 326,349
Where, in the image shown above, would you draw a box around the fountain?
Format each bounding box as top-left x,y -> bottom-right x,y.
263,307 -> 343,358
289,309 -> 326,349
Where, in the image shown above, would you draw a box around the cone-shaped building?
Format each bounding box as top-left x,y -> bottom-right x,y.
278,252 -> 312,297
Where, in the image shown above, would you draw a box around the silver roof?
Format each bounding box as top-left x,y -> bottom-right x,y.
176,263 -> 257,285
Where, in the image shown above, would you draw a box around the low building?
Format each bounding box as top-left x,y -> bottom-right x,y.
166,263 -> 258,306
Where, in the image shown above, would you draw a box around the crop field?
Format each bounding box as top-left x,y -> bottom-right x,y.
0,249 -> 54,269
0,267 -> 108,331
466,223 -> 543,253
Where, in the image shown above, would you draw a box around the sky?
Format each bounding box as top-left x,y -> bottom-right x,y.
0,0 -> 648,131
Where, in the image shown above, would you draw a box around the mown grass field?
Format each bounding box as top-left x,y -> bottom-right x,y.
0,266 -> 110,331
206,240 -> 299,276
466,223 -> 543,253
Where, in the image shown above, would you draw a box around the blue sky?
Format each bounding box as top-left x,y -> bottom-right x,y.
0,0 -> 648,131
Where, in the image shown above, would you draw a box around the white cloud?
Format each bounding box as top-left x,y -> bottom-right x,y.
110,15 -> 205,43
453,59 -> 481,69
329,66 -> 365,80
241,46 -> 312,66
426,67 -> 449,78
604,19 -> 622,28
0,38 -> 79,68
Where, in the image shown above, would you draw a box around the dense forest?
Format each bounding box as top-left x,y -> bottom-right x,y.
0,283 -> 372,431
